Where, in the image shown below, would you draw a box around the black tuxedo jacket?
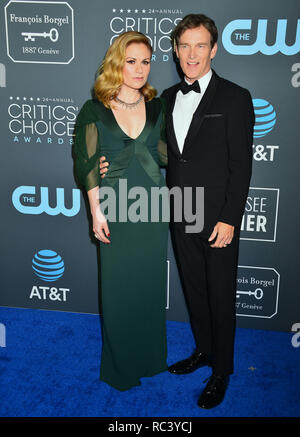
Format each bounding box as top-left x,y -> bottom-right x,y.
161,70 -> 255,237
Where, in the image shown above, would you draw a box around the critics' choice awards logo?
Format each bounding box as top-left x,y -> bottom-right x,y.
222,19 -> 300,55
240,187 -> 280,242
5,0 -> 74,64
30,249 -> 70,302
110,8 -> 183,61
236,266 -> 280,319
8,96 -> 78,145
12,185 -> 80,217
252,98 -> 279,162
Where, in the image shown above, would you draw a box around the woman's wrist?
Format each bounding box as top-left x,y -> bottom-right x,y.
91,203 -> 100,217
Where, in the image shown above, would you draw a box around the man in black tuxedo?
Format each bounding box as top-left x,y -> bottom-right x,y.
99,13 -> 254,409
162,14 -> 254,408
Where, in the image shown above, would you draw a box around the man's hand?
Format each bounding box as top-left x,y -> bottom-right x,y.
208,222 -> 234,248
99,156 -> 109,178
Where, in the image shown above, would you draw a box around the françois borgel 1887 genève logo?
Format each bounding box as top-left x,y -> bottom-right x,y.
4,1 -> 74,64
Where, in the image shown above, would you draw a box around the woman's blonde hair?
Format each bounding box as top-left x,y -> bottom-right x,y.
94,31 -> 157,108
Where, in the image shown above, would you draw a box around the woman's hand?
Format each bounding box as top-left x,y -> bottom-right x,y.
92,208 -> 110,244
87,186 -> 110,244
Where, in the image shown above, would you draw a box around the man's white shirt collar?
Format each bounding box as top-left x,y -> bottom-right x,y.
183,69 -> 212,96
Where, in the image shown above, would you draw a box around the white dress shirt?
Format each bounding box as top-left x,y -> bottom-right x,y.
173,69 -> 212,153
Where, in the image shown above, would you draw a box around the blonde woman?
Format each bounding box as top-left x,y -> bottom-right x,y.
74,31 -> 168,391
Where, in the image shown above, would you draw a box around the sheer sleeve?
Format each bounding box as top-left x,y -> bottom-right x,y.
74,122 -> 101,191
158,97 -> 168,167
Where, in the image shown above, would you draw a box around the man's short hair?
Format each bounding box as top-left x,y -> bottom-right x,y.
172,14 -> 218,49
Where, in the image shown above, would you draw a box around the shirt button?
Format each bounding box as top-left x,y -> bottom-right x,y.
179,158 -> 188,163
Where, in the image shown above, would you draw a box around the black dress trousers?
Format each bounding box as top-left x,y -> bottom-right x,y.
170,224 -> 240,376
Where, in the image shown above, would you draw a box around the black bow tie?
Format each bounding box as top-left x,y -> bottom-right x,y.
179,80 -> 201,95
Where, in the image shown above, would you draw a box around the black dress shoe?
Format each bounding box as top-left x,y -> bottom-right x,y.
197,374 -> 229,409
168,351 -> 211,374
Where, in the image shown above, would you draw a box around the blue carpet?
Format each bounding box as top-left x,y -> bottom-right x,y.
0,306 -> 299,417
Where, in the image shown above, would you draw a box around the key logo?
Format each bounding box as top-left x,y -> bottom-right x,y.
21,27 -> 59,43
4,1 -> 74,64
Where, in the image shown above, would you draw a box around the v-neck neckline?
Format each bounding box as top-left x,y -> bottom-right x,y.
110,100 -> 149,141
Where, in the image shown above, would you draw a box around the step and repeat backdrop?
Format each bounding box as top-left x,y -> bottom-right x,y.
0,0 -> 299,332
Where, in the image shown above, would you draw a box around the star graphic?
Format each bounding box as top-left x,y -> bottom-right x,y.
134,9 -> 138,13
142,9 -> 146,13
112,8 -> 116,12
127,9 -> 131,13
120,9 -> 123,13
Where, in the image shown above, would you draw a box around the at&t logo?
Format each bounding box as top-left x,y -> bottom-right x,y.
30,249 -> 70,302
252,99 -> 279,163
12,185 -> 80,216
253,99 -> 276,138
32,249 -> 64,281
222,19 -> 300,55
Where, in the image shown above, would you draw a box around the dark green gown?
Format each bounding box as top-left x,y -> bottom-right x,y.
74,97 -> 168,391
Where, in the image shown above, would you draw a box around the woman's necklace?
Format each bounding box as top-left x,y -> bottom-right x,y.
115,93 -> 144,109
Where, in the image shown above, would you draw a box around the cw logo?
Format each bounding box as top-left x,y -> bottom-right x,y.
222,19 -> 300,55
12,186 -> 80,216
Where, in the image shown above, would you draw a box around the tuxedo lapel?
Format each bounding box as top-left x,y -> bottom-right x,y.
165,84 -> 181,158
182,71 -> 220,155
